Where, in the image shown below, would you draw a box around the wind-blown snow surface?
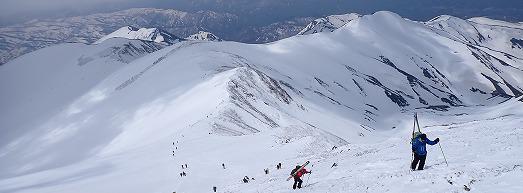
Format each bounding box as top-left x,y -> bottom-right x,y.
1,11 -> 523,193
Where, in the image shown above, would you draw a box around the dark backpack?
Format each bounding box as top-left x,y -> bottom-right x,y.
291,168 -> 298,175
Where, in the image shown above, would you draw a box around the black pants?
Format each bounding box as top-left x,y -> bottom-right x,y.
293,177 -> 303,189
411,153 -> 427,170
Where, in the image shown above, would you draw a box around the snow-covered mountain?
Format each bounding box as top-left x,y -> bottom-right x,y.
0,8 -> 237,65
1,11 -> 522,193
427,15 -> 523,61
0,8 -> 313,65
186,31 -> 222,41
424,15 -> 523,99
96,26 -> 185,44
298,13 -> 361,35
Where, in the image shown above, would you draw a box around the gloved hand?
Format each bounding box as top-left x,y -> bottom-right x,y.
435,138 -> 440,143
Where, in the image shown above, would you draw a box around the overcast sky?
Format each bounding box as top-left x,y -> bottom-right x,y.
1,0 -> 136,23
1,0 -> 523,26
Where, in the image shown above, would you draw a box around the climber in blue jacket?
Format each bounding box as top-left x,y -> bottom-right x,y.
411,132 -> 439,170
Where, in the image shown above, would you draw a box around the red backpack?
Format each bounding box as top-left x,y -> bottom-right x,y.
296,168 -> 307,177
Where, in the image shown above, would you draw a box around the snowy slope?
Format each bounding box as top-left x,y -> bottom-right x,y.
426,15 -> 523,60
0,38 -> 164,168
425,15 -> 523,99
0,11 -> 523,193
186,31 -> 223,41
95,26 -> 184,44
222,97 -> 523,193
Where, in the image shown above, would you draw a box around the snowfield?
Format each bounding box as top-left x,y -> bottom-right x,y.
0,11 -> 522,193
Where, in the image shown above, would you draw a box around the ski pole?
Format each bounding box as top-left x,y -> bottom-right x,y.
305,171 -> 311,187
410,152 -> 414,171
410,113 -> 416,171
438,143 -> 448,167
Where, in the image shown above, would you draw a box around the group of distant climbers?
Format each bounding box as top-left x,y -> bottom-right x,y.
179,164 -> 188,177
173,123 -> 441,192
207,161 -> 312,191
173,139 -> 191,177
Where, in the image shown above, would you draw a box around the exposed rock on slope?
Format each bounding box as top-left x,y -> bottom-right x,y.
186,31 -> 222,41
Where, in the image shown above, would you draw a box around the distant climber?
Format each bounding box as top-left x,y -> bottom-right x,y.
411,132 -> 439,170
332,146 -> 337,150
182,171 -> 187,176
222,163 -> 226,169
291,165 -> 311,189
264,168 -> 269,174
242,176 -> 249,183
213,186 -> 217,192
331,163 -> 338,168
276,163 -> 282,170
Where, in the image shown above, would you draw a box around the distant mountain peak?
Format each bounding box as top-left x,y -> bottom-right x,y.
298,13 -> 361,35
427,15 -> 456,23
186,31 -> 223,41
95,26 -> 185,44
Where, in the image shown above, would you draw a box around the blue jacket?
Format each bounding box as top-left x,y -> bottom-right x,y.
412,136 -> 438,155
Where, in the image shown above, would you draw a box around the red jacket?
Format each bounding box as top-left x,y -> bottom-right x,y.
296,168 -> 308,178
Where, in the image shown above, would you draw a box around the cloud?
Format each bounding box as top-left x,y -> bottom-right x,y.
3,0 -> 137,11
0,0 -> 142,20
0,0 -> 152,25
